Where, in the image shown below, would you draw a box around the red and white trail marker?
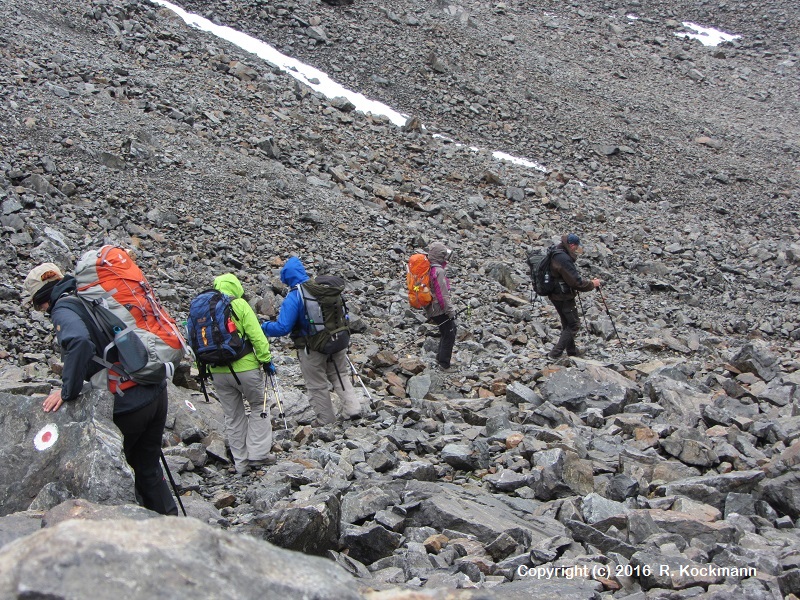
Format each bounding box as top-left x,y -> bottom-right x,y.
34,424 -> 59,451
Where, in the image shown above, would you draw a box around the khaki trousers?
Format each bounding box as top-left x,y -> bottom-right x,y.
297,348 -> 362,425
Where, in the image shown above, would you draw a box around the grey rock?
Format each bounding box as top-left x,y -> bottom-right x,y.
606,474 -> 640,501
506,382 -> 542,407
760,471 -> 800,518
0,391 -> 134,516
260,492 -> 341,555
341,485 -> 401,524
581,492 -> 628,525
539,362 -> 639,416
339,522 -> 403,564
392,461 -> 437,481
410,486 -> 565,546
565,519 -> 638,558
661,427 -> 719,467
729,342 -> 780,382
484,469 -> 533,492
0,514 -> 362,599
644,367 -> 713,426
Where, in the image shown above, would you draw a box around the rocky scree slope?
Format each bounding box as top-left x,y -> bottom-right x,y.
1,0 -> 800,598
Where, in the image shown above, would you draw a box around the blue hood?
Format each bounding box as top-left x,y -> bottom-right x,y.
280,256 -> 310,287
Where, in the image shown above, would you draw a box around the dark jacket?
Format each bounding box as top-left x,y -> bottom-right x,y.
48,276 -> 165,415
549,242 -> 594,301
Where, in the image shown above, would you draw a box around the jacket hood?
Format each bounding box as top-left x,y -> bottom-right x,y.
213,273 -> 245,299
426,242 -> 451,265
48,276 -> 77,314
280,256 -> 310,287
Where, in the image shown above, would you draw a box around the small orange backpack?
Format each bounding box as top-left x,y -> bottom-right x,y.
406,253 -> 433,308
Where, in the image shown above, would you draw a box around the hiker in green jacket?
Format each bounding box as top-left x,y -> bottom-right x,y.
209,274 -> 276,474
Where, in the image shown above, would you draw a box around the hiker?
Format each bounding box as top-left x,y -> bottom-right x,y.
424,242 -> 457,371
205,274 -> 276,475
547,233 -> 601,358
24,262 -> 178,516
261,256 -> 361,426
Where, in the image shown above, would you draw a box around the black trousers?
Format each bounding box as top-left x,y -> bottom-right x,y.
113,388 -> 178,516
431,314 -> 457,368
550,298 -> 580,355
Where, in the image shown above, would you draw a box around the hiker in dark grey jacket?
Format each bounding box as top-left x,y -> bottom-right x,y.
548,234 -> 601,358
24,263 -> 178,516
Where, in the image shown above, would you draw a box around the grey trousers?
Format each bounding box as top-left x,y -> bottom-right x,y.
297,348 -> 362,425
212,368 -> 273,472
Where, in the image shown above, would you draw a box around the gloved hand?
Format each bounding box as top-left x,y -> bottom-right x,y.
263,361 -> 276,376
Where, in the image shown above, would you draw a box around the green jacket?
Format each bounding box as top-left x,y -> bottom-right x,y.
206,273 -> 272,373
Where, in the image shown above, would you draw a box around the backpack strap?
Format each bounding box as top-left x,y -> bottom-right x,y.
295,283 -> 314,350
57,295 -> 136,391
328,354 -> 346,390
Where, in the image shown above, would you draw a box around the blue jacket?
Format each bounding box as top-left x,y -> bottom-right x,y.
262,257 -> 311,341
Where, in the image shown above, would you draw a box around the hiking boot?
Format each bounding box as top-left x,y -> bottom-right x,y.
548,348 -> 563,359
436,362 -> 457,373
249,454 -> 277,469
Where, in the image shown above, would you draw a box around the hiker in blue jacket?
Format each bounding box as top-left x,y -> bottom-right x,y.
262,256 -> 361,426
24,263 -> 178,516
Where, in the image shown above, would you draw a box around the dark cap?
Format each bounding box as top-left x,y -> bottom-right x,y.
566,233 -> 581,246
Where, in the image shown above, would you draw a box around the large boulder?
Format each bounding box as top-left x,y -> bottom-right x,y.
729,342 -> 780,382
643,366 -> 714,426
0,507 -> 362,599
405,481 -> 565,546
0,390 -> 134,516
259,492 -> 342,555
539,361 -> 639,416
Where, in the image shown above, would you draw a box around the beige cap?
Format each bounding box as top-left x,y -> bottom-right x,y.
23,263 -> 64,302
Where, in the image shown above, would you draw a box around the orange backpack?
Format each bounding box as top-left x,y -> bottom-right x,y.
406,253 -> 433,308
73,246 -> 187,393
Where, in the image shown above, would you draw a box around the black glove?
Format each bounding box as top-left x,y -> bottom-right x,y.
263,362 -> 276,375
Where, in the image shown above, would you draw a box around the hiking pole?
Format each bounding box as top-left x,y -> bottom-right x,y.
346,354 -> 375,410
597,287 -> 625,349
267,373 -> 289,429
576,293 -> 590,335
438,305 -> 469,327
260,372 -> 270,419
160,451 -> 187,516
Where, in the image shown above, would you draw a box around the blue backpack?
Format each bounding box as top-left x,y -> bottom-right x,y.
187,290 -> 252,370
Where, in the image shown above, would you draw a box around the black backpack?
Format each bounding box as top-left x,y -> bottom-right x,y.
297,275 -> 350,355
526,245 -> 557,296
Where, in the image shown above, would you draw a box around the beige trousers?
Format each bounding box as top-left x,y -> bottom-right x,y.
297,348 -> 362,425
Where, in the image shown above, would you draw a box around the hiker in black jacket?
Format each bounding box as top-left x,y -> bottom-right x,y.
548,234 -> 601,358
24,263 -> 178,516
